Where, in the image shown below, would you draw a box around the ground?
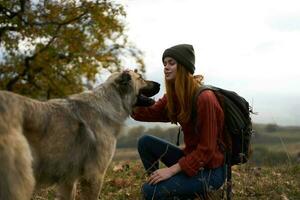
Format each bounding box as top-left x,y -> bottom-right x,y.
32,158 -> 300,200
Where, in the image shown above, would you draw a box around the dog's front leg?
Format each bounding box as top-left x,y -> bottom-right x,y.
56,181 -> 77,200
78,174 -> 105,200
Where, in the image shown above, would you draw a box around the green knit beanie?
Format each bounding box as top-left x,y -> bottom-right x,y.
162,44 -> 195,74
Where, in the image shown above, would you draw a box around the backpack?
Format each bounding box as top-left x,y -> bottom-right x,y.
191,85 -> 253,166
190,85 -> 254,200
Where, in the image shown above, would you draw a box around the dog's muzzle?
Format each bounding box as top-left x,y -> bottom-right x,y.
135,81 -> 160,107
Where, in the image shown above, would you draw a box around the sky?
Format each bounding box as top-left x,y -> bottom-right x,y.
115,0 -> 300,126
1,0 -> 299,126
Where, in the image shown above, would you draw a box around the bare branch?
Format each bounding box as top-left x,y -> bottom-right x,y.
19,0 -> 25,13
27,11 -> 88,27
0,5 -> 18,19
5,24 -> 61,90
0,26 -> 19,42
6,56 -> 30,91
33,28 -> 60,57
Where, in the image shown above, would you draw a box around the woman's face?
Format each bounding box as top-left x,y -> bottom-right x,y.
163,57 -> 177,81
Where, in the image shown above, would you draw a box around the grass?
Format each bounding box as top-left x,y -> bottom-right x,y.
32,158 -> 300,200
32,128 -> 300,199
230,164 -> 300,199
250,129 -> 300,167
101,159 -> 300,200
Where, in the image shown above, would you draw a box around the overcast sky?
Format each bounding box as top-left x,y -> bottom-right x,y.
2,0 -> 299,126
115,0 -> 300,126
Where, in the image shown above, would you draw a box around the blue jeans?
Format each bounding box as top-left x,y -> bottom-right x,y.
137,134 -> 225,200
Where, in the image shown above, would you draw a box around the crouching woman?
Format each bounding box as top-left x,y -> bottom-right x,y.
131,44 -> 226,200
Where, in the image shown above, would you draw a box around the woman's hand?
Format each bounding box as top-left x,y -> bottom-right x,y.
147,163 -> 181,185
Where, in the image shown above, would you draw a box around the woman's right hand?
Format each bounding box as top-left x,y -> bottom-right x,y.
147,164 -> 181,185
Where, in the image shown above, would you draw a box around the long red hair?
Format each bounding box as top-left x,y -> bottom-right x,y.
165,64 -> 203,124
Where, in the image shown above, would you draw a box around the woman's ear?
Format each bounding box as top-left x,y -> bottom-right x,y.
194,75 -> 204,85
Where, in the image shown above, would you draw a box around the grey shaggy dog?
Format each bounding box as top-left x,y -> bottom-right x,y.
0,70 -> 160,200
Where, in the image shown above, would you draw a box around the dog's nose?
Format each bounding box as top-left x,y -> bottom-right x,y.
140,81 -> 160,97
152,82 -> 160,95
154,82 -> 160,89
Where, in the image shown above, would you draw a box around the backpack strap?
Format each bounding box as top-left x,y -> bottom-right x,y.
175,85 -> 213,146
192,85 -> 233,200
191,85 -> 216,123
225,151 -> 232,200
176,126 -> 182,146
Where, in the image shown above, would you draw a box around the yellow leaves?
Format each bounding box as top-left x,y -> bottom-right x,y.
102,161 -> 143,200
1,0 -> 144,99
271,171 -> 282,177
108,177 -> 131,188
112,162 -> 130,172
45,3 -> 62,20
281,194 -> 289,200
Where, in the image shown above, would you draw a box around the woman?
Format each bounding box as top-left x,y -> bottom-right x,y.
132,44 -> 226,200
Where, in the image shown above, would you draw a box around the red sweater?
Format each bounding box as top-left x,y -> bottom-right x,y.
132,90 -> 225,177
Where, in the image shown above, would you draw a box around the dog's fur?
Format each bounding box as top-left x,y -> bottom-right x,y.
0,70 -> 159,200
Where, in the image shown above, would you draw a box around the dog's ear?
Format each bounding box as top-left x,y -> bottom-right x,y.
115,71 -> 132,95
116,71 -> 131,86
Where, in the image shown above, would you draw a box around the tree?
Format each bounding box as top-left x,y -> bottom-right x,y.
0,0 -> 144,99
265,123 -> 279,132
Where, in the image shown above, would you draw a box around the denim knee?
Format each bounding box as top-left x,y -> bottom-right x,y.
137,134 -> 152,152
211,166 -> 226,190
141,183 -> 156,200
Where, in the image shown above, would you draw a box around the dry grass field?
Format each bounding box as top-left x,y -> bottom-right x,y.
32,127 -> 300,200
32,158 -> 300,200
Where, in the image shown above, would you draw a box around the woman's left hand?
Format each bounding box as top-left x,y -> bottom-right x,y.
148,167 -> 174,185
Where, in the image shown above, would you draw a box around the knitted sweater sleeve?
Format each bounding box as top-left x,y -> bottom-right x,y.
131,95 -> 169,122
178,90 -> 224,176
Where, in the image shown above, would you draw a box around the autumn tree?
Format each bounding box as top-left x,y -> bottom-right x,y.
0,0 -> 144,99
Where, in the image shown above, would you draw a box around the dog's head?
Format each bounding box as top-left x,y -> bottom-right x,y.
111,70 -> 160,107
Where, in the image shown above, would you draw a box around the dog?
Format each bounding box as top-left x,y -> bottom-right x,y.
0,70 -> 160,200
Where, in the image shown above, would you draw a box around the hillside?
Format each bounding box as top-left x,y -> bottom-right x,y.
32,124 -> 300,199
33,161 -> 300,200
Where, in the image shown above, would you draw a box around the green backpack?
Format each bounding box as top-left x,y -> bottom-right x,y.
191,85 -> 254,200
191,85 -> 253,166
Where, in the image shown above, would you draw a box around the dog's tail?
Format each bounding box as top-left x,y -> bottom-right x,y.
0,127 -> 35,200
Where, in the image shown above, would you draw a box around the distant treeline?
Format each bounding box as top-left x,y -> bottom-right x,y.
117,123 -> 300,165
117,123 -> 300,149
254,123 -> 300,133
117,125 -> 181,148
